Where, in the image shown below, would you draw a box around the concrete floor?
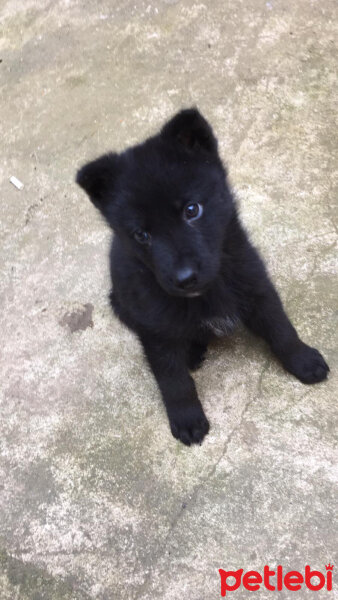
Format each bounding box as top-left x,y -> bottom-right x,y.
1,0 -> 337,598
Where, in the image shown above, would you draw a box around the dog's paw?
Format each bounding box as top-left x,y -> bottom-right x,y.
187,342 -> 208,371
169,405 -> 210,446
283,343 -> 329,384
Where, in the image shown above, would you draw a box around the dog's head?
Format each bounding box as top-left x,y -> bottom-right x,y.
77,109 -> 234,297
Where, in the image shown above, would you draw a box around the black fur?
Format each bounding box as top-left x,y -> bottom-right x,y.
76,108 -> 329,446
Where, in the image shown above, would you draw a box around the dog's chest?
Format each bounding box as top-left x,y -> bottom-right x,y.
199,315 -> 239,337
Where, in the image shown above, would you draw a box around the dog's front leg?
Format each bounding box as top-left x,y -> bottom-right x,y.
139,334 -> 209,445
242,282 -> 329,384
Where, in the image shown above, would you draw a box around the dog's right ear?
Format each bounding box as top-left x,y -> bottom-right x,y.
76,153 -> 120,218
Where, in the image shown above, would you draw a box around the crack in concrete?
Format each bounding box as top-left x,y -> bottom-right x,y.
309,237 -> 337,279
281,230 -> 337,249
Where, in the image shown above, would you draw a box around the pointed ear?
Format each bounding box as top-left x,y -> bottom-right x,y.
76,153 -> 120,218
161,108 -> 218,154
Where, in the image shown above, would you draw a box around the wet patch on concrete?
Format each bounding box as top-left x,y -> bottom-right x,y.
0,548 -> 90,600
59,303 -> 94,333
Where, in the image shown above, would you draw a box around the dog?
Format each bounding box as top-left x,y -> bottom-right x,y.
76,108 -> 329,446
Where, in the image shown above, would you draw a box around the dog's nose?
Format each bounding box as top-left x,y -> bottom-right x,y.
175,267 -> 197,290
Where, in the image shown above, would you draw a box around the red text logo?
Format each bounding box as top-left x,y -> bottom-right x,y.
218,564 -> 334,596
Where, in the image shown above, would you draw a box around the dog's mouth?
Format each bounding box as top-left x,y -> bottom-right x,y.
184,291 -> 203,298
163,285 -> 208,299
155,271 -> 212,299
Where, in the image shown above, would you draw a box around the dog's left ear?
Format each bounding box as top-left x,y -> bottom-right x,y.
76,153 -> 120,219
161,108 -> 218,154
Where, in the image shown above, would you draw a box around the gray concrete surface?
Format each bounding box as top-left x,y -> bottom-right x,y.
1,0 -> 337,598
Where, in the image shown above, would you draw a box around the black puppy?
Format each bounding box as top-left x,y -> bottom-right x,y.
76,109 -> 329,446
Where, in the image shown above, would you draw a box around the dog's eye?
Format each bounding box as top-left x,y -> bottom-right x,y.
184,203 -> 203,221
134,229 -> 151,244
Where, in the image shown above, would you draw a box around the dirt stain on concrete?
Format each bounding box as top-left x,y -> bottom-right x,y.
59,303 -> 94,333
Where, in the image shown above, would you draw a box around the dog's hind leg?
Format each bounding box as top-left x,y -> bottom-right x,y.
241,281 -> 329,384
